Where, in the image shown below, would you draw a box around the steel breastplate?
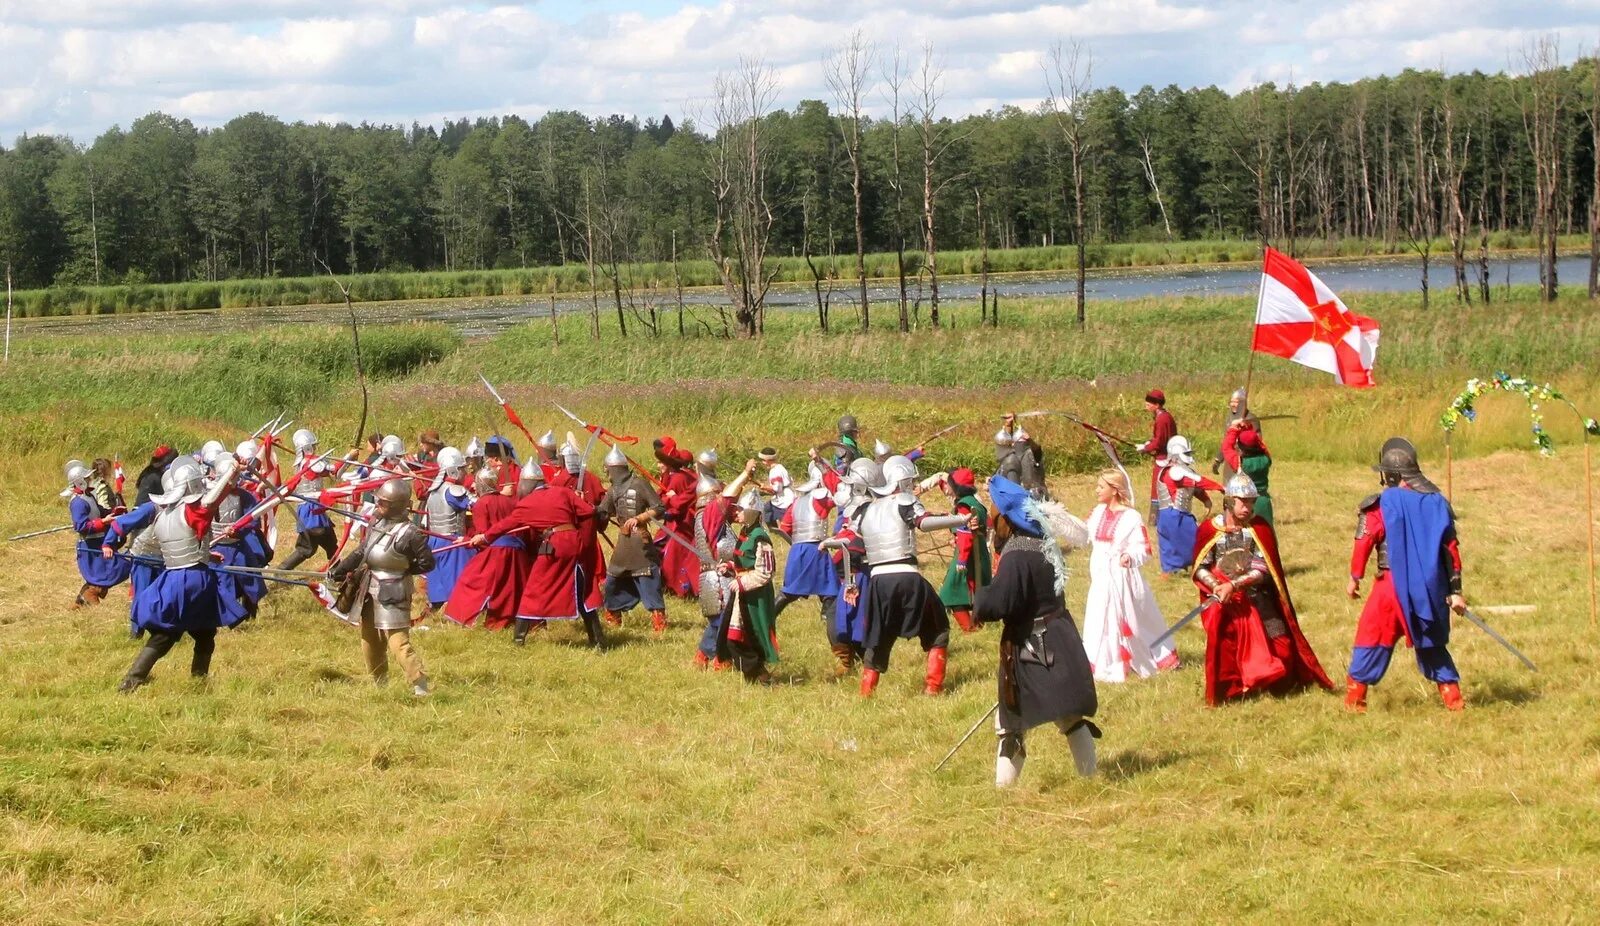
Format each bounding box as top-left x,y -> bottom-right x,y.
426,488 -> 464,536
615,484 -> 647,521
154,505 -> 207,568
210,492 -> 242,544
364,522 -> 413,575
129,525 -> 160,558
861,497 -> 915,565
789,496 -> 827,543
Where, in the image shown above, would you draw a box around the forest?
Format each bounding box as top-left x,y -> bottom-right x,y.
1,39 -> 1595,327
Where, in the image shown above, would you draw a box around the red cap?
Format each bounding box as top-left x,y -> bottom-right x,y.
654,436 -> 692,467
1145,389 -> 1166,405
949,467 -> 976,490
152,445 -> 175,461
1239,428 -> 1268,454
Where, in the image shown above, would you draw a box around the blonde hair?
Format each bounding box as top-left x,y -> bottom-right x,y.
1096,468 -> 1130,504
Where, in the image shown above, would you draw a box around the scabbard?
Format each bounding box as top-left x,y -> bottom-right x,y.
998,639 -> 1021,713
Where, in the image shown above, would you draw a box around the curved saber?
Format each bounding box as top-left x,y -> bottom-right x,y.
1461,608 -> 1538,672
1149,596 -> 1219,650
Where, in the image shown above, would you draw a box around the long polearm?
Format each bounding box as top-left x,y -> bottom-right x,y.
317,258 -> 368,450
478,373 -> 541,450
8,524 -> 74,542
551,400 -> 665,492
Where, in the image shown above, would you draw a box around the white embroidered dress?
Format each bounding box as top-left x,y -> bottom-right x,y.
1081,503 -> 1177,681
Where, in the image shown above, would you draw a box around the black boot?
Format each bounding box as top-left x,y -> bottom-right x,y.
772,593 -> 797,618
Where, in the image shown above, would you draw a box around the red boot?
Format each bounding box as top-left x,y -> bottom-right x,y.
693,650 -> 710,669
1438,681 -> 1465,712
1343,678 -> 1368,713
951,608 -> 976,633
859,667 -> 880,697
604,610 -> 624,628
650,610 -> 668,634
923,646 -> 948,696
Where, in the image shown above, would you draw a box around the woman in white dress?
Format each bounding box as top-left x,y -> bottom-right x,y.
1082,468 -> 1179,681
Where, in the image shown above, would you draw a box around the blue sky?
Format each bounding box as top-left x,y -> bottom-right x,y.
3,0 -> 1599,144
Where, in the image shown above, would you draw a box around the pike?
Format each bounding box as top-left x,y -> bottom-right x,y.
934,702 -> 1000,772
1459,607 -> 1538,672
552,400 -> 663,491
8,524 -> 73,542
227,450 -> 336,533
213,564 -> 329,580
106,552 -> 321,589
479,373 -> 540,449
1148,595 -> 1220,650
915,421 -> 965,449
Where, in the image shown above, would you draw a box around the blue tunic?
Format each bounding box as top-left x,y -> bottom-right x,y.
132,566 -> 227,632
781,541 -> 842,598
424,488 -> 475,605
1156,508 -> 1199,574
71,494 -> 132,588
831,569 -> 870,647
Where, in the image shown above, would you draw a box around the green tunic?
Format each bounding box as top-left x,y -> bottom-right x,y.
734,526 -> 779,664
938,493 -> 992,608
1241,452 -> 1273,525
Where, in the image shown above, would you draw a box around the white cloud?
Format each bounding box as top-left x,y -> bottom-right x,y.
4,0 -> 1600,144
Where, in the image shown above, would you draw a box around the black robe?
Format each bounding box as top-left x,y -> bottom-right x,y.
974,539 -> 1097,731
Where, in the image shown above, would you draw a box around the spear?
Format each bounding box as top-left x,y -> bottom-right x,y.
479,373 -> 540,449
915,421 -> 966,449
8,524 -> 73,542
552,400 -> 664,491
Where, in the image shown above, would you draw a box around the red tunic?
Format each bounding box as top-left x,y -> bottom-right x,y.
443,494 -> 530,630
484,485 -> 596,621
1141,408 -> 1177,502
657,466 -> 699,596
1192,515 -> 1333,705
550,469 -> 609,610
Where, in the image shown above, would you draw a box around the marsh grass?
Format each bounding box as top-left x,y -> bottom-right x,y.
0,288 -> 1596,923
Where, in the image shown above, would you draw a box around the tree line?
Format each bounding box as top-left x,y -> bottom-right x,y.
2,36 -> 1597,334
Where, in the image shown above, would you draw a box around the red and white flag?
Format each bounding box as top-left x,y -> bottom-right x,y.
1253,247 -> 1379,387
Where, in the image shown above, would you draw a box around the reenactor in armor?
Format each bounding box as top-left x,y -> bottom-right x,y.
1213,387 -> 1262,481
1190,474 -> 1332,706
534,430 -> 561,481
819,457 -> 883,677
420,446 -> 475,616
1345,438 -> 1469,712
597,445 -> 669,633
690,461 -> 757,667
856,455 -> 969,696
280,428 -> 338,570
1155,435 -> 1220,575
116,457 -> 243,692
771,457 -> 841,626
205,446 -> 268,624
715,488 -> 781,684
64,459 -> 130,609
836,415 -> 863,464
993,428 -> 1025,487
328,478 -> 436,696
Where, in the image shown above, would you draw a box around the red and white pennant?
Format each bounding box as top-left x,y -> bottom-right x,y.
1253,247 -> 1380,388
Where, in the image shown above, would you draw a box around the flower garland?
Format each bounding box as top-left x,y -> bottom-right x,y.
1441,372 -> 1600,456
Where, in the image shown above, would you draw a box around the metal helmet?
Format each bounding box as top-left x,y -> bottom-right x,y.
994,428 -> 1015,447
838,414 -> 859,435
735,487 -> 762,511
604,444 -> 630,482
436,446 -> 466,474
200,440 -> 227,466
292,428 -> 318,453
876,454 -> 918,496
873,438 -> 892,459
1373,437 -> 1421,478
1224,472 -> 1259,500
518,459 -> 544,494
695,473 -> 723,499
61,460 -> 92,496
473,466 -> 498,496
465,436 -> 485,460
1230,387 -> 1248,405
536,430 -> 558,452
379,435 -> 405,459
1013,427 -> 1031,443
1165,435 -> 1194,462
844,457 -> 884,489
154,458 -> 205,505
561,438 -> 584,475
374,477 -> 412,512
697,448 -> 719,470
235,440 -> 260,463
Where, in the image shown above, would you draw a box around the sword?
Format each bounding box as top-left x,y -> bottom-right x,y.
656,523 -> 714,567
1460,607 -> 1538,672
1148,595 -> 1219,650
934,702 -> 999,772
8,524 -> 73,541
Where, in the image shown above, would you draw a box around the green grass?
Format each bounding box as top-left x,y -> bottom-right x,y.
4,232 -> 1583,317
1,290 -> 1597,923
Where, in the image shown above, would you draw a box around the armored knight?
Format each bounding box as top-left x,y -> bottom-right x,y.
836,414 -> 862,465
772,458 -> 841,627
281,428 -> 338,570
1345,438 -> 1468,712
420,446 -> 475,614
206,449 -> 267,625
1189,473 -> 1332,706
327,478 -> 435,696
819,458 -> 881,677
535,429 -> 560,480
1155,435 -> 1221,575
975,475 -> 1100,788
597,445 -> 669,633
65,459 -> 131,608
117,457 -> 241,692
1213,387 -> 1263,481
856,454 -> 968,696
993,429 -> 1025,487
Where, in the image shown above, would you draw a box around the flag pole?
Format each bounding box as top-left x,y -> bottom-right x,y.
1244,251 -> 1265,405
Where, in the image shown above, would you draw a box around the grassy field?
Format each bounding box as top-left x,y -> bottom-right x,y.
1,291 -> 1597,923
4,231 -> 1586,317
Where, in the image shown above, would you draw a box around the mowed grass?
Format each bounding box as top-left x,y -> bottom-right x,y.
1,291 -> 1598,923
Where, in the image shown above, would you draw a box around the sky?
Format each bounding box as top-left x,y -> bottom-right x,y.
3,0 -> 1600,144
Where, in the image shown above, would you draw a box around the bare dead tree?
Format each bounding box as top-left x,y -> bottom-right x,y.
1398,80 -> 1439,309
801,187 -> 833,332
1439,84 -> 1474,304
1044,39 -> 1093,328
976,186 -> 992,326
911,42 -> 968,329
881,46 -> 912,332
1519,36 -> 1569,302
824,31 -> 874,332
706,59 -> 780,338
1136,133 -> 1174,242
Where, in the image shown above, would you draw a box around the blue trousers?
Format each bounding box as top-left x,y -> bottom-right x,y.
1349,643 -> 1460,685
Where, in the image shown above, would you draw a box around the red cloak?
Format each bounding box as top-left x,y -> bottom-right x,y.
549,469 -> 608,611
657,466 -> 699,596
483,484 -> 596,621
444,493 -> 530,630
1192,514 -> 1333,705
